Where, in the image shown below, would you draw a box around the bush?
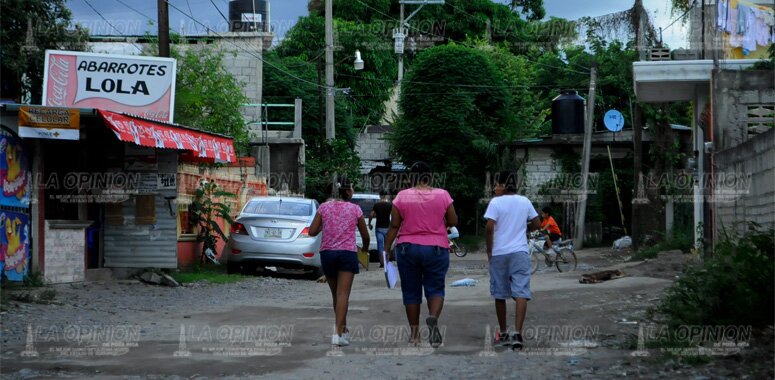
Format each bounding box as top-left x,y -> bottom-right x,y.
654,224 -> 774,328
634,227 -> 694,260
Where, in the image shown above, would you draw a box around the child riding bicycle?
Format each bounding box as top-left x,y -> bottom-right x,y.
539,206 -> 562,252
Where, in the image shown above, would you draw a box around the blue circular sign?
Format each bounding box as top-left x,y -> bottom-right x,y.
604,109 -> 625,132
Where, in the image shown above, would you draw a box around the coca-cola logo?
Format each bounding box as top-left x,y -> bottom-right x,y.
48,56 -> 71,106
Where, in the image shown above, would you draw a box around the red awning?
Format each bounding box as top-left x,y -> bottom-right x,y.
98,109 -> 236,163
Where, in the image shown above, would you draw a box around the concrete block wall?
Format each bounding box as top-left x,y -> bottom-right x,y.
516,148 -> 561,199
714,128 -> 775,240
356,132 -> 389,161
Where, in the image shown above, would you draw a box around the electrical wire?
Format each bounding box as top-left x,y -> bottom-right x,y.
209,0 -> 229,24
82,0 -> 143,52
113,0 -> 156,22
353,0 -> 589,75
662,0 -> 696,32
164,0 -> 328,91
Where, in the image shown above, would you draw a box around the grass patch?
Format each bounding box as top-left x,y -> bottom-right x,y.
653,224 -> 774,328
633,229 -> 693,260
170,264 -> 249,284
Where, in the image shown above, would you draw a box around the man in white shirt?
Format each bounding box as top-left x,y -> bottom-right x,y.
484,170 -> 541,350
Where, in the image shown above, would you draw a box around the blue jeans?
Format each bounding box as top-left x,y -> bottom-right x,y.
395,243 -> 450,305
376,228 -> 388,255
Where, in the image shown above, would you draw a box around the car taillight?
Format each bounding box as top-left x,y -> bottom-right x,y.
231,249 -> 242,254
230,222 -> 247,235
300,227 -> 310,237
303,252 -> 315,258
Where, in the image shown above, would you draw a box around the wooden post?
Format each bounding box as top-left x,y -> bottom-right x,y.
574,64 -> 597,249
632,102 -> 643,250
157,0 -> 170,57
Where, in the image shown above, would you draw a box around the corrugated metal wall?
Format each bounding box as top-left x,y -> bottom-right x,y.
103,150 -> 178,268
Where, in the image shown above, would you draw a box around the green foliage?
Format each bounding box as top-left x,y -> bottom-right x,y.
0,0 -> 89,103
751,43 -> 775,70
473,41 -> 544,140
508,0 -> 546,21
305,139 -> 361,202
391,44 -> 511,203
170,263 -> 248,284
633,227 -> 694,260
655,224 -> 775,328
172,48 -> 250,153
188,180 -> 236,262
276,15 -> 397,130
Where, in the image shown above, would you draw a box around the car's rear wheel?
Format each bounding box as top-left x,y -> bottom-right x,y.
226,261 -> 240,275
240,263 -> 257,275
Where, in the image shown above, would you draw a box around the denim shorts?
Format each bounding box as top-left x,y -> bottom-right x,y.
489,252 -> 532,300
395,243 -> 450,305
320,250 -> 360,277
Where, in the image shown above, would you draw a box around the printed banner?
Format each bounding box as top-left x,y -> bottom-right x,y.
0,133 -> 31,208
43,50 -> 177,123
0,211 -> 30,281
99,110 -> 236,163
18,106 -> 81,140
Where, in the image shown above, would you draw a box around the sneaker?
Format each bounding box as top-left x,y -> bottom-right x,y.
342,327 -> 350,342
426,316 -> 442,348
331,334 -> 350,346
511,333 -> 524,351
497,332 -> 513,347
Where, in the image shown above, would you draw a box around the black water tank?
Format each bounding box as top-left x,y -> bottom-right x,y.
229,0 -> 268,32
551,90 -> 585,134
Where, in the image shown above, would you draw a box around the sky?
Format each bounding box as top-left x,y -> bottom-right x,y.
66,0 -> 689,50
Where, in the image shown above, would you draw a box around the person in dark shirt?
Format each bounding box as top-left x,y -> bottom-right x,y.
369,190 -> 392,268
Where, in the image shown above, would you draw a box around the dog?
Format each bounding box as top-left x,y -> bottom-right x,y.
580,269 -> 626,284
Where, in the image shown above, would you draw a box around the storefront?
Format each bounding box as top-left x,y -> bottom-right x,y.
0,104 -> 236,283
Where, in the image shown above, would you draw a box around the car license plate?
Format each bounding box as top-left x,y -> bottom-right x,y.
264,228 -> 282,238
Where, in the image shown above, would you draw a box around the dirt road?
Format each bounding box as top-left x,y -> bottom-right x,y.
0,248 -> 769,379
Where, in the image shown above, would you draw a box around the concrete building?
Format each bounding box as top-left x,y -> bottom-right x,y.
633,0 -> 773,252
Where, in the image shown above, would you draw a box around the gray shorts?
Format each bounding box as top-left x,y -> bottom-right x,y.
489,252 -> 532,300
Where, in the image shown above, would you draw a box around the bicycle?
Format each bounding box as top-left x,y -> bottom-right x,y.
528,232 -> 577,273
449,237 -> 468,257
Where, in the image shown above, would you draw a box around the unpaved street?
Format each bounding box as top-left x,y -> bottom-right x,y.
0,249 -> 770,379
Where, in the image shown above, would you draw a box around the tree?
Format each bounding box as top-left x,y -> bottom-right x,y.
509,0 -> 546,21
0,0 -> 89,103
390,44 -> 511,224
172,47 -> 250,153
276,15 -> 397,130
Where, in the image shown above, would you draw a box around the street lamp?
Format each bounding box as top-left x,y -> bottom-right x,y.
354,50 -> 364,71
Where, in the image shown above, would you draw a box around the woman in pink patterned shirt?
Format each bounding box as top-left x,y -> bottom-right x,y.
309,177 -> 370,347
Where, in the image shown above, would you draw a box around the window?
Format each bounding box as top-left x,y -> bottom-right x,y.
244,201 -> 312,216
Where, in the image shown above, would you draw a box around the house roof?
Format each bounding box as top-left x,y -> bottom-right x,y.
633,59 -> 764,102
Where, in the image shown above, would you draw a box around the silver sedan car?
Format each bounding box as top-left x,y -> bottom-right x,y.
223,197 -> 322,275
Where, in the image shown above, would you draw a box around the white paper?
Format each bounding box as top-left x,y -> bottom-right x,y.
383,251 -> 399,289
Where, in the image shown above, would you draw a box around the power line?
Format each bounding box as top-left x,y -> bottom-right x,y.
352,0 -> 589,75
82,0 -> 143,52
662,0 -> 696,32
209,0 -> 229,24
164,0 -> 328,91
113,0 -> 156,22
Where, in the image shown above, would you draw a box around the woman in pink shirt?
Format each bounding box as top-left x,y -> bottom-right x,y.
385,162 -> 458,347
309,177 -> 370,347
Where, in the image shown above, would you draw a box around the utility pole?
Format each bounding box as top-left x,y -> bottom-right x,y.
317,56 -> 325,144
158,0 -> 170,57
325,0 -> 335,140
632,101 -> 643,251
397,4 -> 405,82
574,63 -> 597,250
